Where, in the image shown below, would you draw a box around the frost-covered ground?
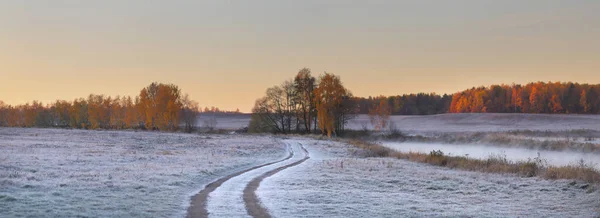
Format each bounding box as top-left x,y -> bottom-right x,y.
0,128 -> 285,217
258,139 -> 600,217
3,127 -> 600,218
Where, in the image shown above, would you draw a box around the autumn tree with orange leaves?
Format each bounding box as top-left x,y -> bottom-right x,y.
0,82 -> 198,132
87,94 -> 111,129
449,82 -> 600,114
368,96 -> 391,131
314,72 -> 353,137
138,83 -> 183,131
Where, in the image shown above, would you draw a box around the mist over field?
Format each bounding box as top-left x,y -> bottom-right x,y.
199,113 -> 600,133
383,142 -> 600,169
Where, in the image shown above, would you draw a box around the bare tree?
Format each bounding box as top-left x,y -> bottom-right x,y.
0,101 -> 6,127
293,68 -> 316,133
203,116 -> 217,132
282,80 -> 298,133
181,94 -> 199,133
249,97 -> 281,133
250,82 -> 298,134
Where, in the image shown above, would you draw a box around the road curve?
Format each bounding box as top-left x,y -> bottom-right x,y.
244,142 -> 309,218
187,141 -> 309,218
186,143 -> 293,218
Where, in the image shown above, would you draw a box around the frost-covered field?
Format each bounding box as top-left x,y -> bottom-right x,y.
0,128 -> 285,217
349,113 -> 600,134
258,139 -> 600,217
197,114 -> 252,130
2,127 -> 600,217
201,113 -> 600,134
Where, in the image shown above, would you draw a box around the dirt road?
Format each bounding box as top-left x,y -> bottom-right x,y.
187,141 -> 309,218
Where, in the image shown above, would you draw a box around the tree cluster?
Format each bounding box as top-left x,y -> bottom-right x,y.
201,107 -> 242,114
249,68 -> 356,137
0,83 -> 200,132
450,82 -> 600,114
354,93 -> 452,115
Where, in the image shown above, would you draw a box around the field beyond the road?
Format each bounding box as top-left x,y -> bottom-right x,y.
200,113 -> 600,133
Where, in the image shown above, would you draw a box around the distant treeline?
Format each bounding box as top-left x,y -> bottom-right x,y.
354,93 -> 452,115
0,83 -> 200,132
200,107 -> 242,114
450,82 -> 600,114
355,82 -> 600,115
1,80 -> 598,133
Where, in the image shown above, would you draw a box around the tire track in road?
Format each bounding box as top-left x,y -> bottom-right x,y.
243,143 -> 309,218
186,143 -> 293,218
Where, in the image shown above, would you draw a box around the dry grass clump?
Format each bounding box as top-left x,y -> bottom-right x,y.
345,139 -> 600,184
392,149 -> 541,177
158,150 -> 175,155
346,139 -> 394,157
544,161 -> 600,184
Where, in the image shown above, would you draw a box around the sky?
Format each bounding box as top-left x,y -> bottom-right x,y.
1,0 -> 599,112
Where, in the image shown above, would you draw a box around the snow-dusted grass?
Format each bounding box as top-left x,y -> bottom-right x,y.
0,128 -> 285,217
258,139 -> 600,217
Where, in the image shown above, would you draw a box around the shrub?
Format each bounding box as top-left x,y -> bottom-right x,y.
518,161 -> 539,177
426,150 -> 448,166
543,160 -> 600,184
346,139 -> 392,157
386,121 -> 405,139
429,149 -> 444,157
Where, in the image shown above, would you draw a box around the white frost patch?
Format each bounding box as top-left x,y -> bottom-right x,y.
258,139 -> 600,217
0,128 -> 286,217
